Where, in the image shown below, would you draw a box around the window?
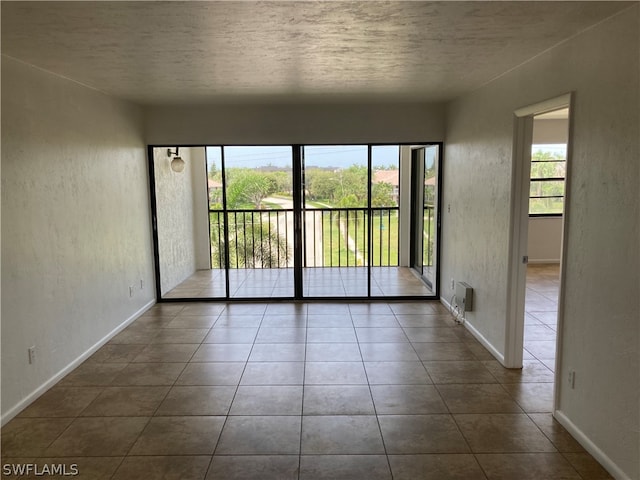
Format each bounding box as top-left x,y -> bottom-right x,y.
529,144 -> 566,215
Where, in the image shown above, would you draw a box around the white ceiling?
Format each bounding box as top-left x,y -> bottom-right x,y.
1,1 -> 633,105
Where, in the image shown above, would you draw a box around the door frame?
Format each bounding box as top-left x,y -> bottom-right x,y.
409,144 -> 442,294
505,92 -> 573,383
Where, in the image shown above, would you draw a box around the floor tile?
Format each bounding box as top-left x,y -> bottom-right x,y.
395,314 -> 456,328
260,315 -> 308,328
481,360 -> 554,384
350,314 -> 398,328
412,342 -> 476,361
307,327 -> 357,343
130,416 -> 224,455
524,340 -> 557,360
80,386 -> 169,416
502,382 -> 554,413
475,453 -> 580,479
151,328 -> 209,344
388,454 -> 487,480
111,363 -> 186,386
207,455 -> 299,480
256,327 -> 307,343
249,343 -> 306,361
359,343 -> 420,361
213,316 -> 263,328
300,455 -> 391,480
424,361 -> 497,384
46,417 -> 148,456
403,327 -> 462,343
132,343 -> 198,362
378,414 -> 469,454
155,386 -> 235,415
371,385 -> 448,414
191,344 -> 252,362
305,343 -> 362,361
216,416 -> 301,454
230,386 -> 303,415
436,384 -> 523,414
303,385 -> 374,415
1,418 -> 74,456
204,327 -> 258,344
180,304 -> 227,316
241,362 -> 305,385
17,387 -> 103,418
364,361 -> 432,385
528,413 -> 585,452
304,362 -> 367,385
88,344 -> 146,363
176,362 -> 245,385
454,413 -> 557,453
112,456 -> 211,480
166,315 -> 218,329
301,415 -> 384,454
355,327 -> 409,343
108,327 -> 158,345
58,363 -> 127,386
562,452 -> 614,479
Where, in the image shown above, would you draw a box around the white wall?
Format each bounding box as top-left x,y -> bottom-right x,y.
527,217 -> 563,263
442,6 -> 638,480
1,56 -> 155,422
145,102 -> 445,145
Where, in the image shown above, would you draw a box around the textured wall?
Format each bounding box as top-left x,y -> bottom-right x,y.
145,102 -> 445,145
1,56 -> 155,422
153,147 -> 197,295
443,7 -> 638,479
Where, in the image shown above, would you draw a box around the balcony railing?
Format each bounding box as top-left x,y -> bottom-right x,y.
209,207 -> 405,269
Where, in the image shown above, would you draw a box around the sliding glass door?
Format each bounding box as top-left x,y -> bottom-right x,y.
410,145 -> 440,294
216,146 -> 294,298
151,143 -> 440,301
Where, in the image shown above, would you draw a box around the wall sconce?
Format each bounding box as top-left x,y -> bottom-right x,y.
167,147 -> 185,173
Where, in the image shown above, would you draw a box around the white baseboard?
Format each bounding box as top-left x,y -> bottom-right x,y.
1,299 -> 156,426
554,410 -> 632,480
440,297 -> 505,365
528,259 -> 561,264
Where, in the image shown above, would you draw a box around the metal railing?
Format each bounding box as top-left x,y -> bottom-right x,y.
209,207 -> 402,269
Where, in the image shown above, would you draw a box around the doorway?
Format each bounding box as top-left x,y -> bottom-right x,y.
410,145 -> 440,295
523,109 -> 569,372
506,93 -> 572,412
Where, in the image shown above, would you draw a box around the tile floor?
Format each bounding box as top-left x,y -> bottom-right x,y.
524,264 -> 560,372
164,267 -> 434,299
1,298 -> 613,479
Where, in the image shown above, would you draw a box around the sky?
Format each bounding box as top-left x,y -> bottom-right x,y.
206,145 -> 401,170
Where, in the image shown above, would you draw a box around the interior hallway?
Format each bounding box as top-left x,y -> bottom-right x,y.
1,299 -> 611,479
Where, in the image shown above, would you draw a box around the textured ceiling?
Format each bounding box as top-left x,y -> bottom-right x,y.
1,1 -> 632,105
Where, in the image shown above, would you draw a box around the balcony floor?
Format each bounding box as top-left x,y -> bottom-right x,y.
164,267 -> 434,299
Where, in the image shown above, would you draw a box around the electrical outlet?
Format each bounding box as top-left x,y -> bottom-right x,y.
568,370 -> 575,389
450,278 -> 455,290
140,279 -> 144,290
129,285 -> 134,297
28,346 -> 36,364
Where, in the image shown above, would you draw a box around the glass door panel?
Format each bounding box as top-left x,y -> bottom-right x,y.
222,146 -> 294,298
302,145 -> 368,297
410,145 -> 440,295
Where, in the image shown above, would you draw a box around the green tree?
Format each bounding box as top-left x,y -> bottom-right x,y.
225,169 -> 273,208
371,181 -> 394,207
306,169 -> 337,202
